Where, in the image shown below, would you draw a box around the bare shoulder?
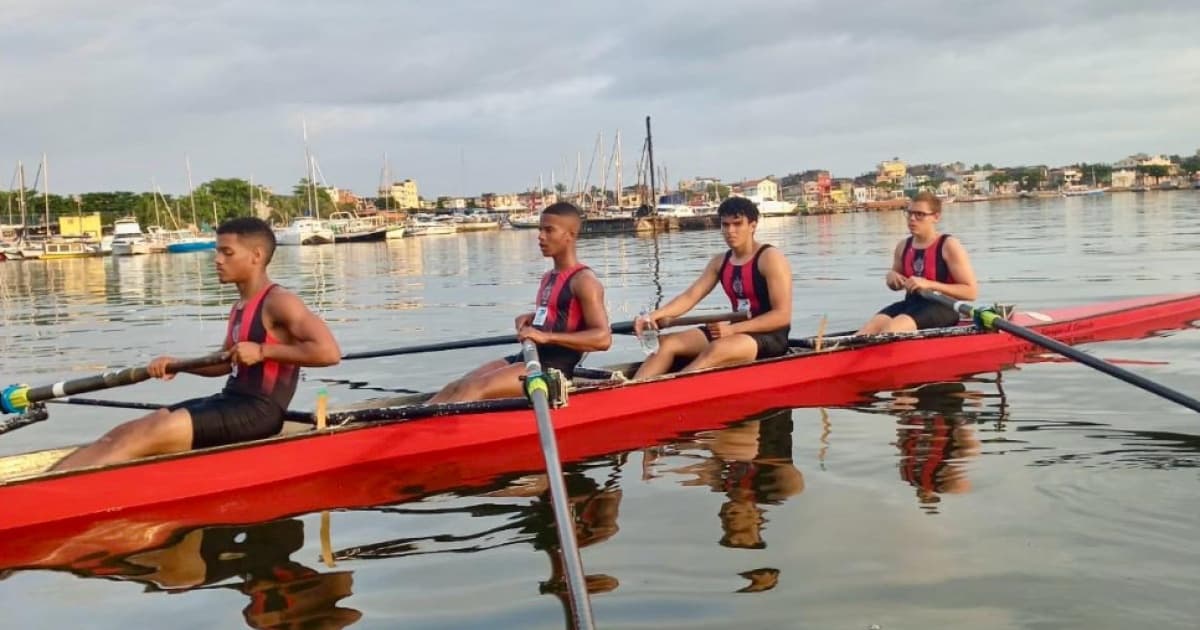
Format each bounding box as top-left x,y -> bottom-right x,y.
264,286 -> 314,320
943,235 -> 971,256
758,245 -> 792,270
570,267 -> 605,293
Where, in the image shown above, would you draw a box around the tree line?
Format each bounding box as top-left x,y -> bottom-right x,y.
0,178 -> 362,228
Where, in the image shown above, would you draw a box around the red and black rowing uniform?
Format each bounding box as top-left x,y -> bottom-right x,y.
878,234 -> 961,329
504,264 -> 590,378
706,244 -> 790,358
170,283 -> 299,448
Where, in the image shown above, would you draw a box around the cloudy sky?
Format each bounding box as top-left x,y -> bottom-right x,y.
2,1 -> 1198,197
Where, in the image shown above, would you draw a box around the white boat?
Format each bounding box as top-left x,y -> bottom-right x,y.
452,215 -> 500,231
384,225 -> 406,240
406,214 -> 458,237
110,217 -> 151,256
757,199 -> 798,216
1062,186 -> 1106,197
275,217 -> 335,246
508,213 -> 540,229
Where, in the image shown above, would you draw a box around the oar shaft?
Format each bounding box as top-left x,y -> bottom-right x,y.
2,354 -> 227,414
343,312 -> 746,360
521,340 -> 595,630
924,291 -> 1200,414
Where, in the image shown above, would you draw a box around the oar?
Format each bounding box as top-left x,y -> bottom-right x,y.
1,354 -> 228,415
341,311 -> 746,360
921,290 -> 1200,414
520,339 -> 595,630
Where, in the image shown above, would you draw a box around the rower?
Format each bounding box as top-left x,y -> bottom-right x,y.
428,202 -> 611,403
632,197 -> 793,379
51,217 -> 341,471
857,191 -> 978,334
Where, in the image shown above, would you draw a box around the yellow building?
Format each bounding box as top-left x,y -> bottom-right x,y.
384,179 -> 420,209
59,212 -> 102,238
735,178 -> 780,200
876,159 -> 907,186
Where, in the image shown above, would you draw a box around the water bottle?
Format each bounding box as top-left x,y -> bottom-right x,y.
638,309 -> 660,355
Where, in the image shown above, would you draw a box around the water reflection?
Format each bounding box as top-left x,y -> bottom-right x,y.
31,518 -> 361,629
886,382 -> 986,512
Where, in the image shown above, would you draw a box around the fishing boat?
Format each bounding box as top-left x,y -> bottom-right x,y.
1,292 -> 1197,535
326,211 -> 388,242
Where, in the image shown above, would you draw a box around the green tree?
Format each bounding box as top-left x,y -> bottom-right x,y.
1137,164 -> 1171,179
986,172 -> 1010,190
554,182 -> 567,195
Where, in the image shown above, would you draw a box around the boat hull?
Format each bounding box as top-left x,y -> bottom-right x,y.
1,293 -> 1198,537
166,239 -> 215,253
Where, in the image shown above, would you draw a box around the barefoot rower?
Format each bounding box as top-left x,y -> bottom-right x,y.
857,192 -> 978,335
429,202 -> 611,403
633,197 -> 793,380
51,218 -> 341,471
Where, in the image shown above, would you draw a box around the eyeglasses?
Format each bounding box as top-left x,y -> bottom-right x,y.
905,210 -> 938,219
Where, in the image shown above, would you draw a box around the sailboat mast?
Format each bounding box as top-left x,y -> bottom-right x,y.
41,153 -> 51,233
645,116 -> 657,213
615,130 -> 622,210
17,161 -> 27,233
302,120 -> 317,219
185,155 -> 198,230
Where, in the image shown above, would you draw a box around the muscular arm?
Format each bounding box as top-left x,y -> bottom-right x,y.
729,248 -> 793,335
540,271 -> 612,352
886,240 -> 906,290
924,237 -> 978,301
261,290 -> 342,367
648,255 -> 723,322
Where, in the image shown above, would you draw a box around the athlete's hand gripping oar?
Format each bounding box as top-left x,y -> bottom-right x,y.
1,353 -> 229,415
921,290 -> 1200,414
341,311 -> 747,360
520,339 -> 596,630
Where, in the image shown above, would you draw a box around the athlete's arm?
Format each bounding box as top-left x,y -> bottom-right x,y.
523,270 -> 612,352
231,289 -> 341,367
729,247 -> 793,335
886,240 -> 906,290
934,237 -> 979,300
636,254 -> 723,333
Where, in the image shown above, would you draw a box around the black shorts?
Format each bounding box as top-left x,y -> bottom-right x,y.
503,345 -> 582,379
170,392 -> 285,449
701,326 -> 791,360
879,296 -> 960,329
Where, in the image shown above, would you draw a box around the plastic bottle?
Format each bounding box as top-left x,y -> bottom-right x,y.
638,309 -> 660,355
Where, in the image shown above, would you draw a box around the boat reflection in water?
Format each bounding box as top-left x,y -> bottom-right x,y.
16,518 -> 361,629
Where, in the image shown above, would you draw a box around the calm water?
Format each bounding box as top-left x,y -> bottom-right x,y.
2,193 -> 1200,628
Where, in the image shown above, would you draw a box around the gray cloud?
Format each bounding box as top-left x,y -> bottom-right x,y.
2,1 -> 1198,197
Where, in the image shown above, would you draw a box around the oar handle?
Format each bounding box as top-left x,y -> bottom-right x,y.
2,353 -> 228,414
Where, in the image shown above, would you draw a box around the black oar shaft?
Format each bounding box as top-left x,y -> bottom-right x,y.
521,340 -> 595,629
342,311 -> 746,360
22,355 -> 226,405
924,291 -> 1200,414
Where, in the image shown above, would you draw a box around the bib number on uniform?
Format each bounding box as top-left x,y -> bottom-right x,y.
532,306 -> 549,326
